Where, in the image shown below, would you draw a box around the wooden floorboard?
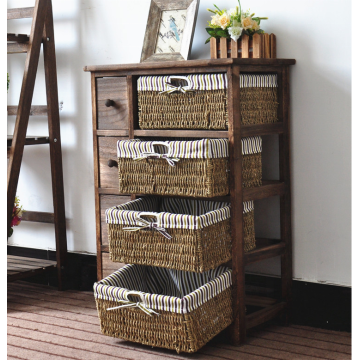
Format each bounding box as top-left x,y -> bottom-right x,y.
7,281 -> 351,360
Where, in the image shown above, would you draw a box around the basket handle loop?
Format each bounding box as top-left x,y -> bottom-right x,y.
125,290 -> 145,302
138,211 -> 160,223
150,141 -> 171,156
161,75 -> 193,94
168,75 -> 191,87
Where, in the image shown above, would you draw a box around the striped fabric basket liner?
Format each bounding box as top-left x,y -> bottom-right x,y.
240,74 -> 279,125
106,197 -> 255,272
117,137 -> 262,198
94,264 -> 233,353
137,74 -> 228,130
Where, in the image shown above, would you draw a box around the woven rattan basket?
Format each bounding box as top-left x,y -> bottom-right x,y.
94,265 -> 233,353
106,197 -> 255,272
240,74 -> 279,125
137,74 -> 228,130
117,137 -> 262,197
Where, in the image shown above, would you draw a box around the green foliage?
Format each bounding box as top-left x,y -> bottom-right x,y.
205,36 -> 212,44
205,27 -> 229,39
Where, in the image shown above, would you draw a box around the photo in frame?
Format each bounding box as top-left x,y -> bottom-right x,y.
140,0 -> 200,63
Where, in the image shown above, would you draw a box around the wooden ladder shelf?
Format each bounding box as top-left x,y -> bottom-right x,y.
7,0 -> 67,289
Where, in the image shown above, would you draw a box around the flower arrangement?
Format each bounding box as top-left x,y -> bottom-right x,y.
205,1 -> 268,44
8,196 -> 24,238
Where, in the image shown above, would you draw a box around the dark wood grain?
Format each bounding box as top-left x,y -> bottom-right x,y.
7,33 -> 30,42
7,7 -> 34,19
91,72 -> 103,281
246,302 -> 286,330
101,253 -> 125,279
7,0 -> 48,236
227,64 -> 246,345
7,105 -> 48,116
98,137 -> 127,189
21,211 -> 54,224
100,195 -> 131,247
245,241 -> 285,265
279,66 -> 293,324
245,295 -> 277,307
96,77 -> 129,130
7,135 -> 49,147
243,181 -> 285,201
127,75 -> 137,135
84,58 -> 296,72
96,130 -> 129,137
43,0 -> 68,290
7,255 -> 56,282
85,58 -> 296,342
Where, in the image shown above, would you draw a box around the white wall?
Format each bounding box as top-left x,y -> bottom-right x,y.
7,0 -> 351,287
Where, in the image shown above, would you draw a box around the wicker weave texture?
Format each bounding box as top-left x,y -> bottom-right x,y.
108,210 -> 255,271
138,90 -> 228,130
240,87 -> 279,125
95,287 -> 233,353
243,152 -> 262,188
118,157 -> 229,197
118,153 -> 261,197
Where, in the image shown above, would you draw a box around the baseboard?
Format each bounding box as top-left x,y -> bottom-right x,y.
7,246 -> 351,332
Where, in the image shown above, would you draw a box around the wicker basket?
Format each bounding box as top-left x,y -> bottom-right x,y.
137,74 -> 228,130
117,137 -> 262,197
240,74 -> 279,125
94,265 -> 233,353
106,197 -> 255,272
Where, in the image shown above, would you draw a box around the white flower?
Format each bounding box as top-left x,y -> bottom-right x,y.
211,13 -> 221,27
228,26 -> 243,42
218,13 -> 231,29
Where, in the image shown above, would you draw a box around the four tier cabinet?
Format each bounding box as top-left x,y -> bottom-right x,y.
84,58 -> 296,345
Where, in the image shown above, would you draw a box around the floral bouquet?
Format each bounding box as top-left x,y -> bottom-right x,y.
205,1 -> 268,44
8,196 -> 24,238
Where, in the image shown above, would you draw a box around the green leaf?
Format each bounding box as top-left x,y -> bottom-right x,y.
252,17 -> 261,25
206,28 -> 217,36
214,4 -> 222,12
205,36 -> 212,44
215,29 -> 229,37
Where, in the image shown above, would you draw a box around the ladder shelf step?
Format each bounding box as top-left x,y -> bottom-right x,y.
7,135 -> 50,147
7,255 -> 57,282
21,211 -> 55,224
7,33 -> 30,42
7,7 -> 34,20
7,42 -> 29,54
246,302 -> 286,330
7,105 -> 48,116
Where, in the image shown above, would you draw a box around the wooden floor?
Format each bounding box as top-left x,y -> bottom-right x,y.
8,281 -> 351,360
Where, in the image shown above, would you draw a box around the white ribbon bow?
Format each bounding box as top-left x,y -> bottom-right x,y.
160,82 -> 193,94
133,152 -> 180,167
107,300 -> 159,316
123,216 -> 172,239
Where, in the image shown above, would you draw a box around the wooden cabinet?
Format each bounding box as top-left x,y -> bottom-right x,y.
96,77 -> 129,130
85,58 -> 295,345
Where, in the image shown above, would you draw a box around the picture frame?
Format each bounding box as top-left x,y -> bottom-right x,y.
140,0 -> 200,63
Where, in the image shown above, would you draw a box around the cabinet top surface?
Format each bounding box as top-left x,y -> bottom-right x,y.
84,58 -> 296,73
